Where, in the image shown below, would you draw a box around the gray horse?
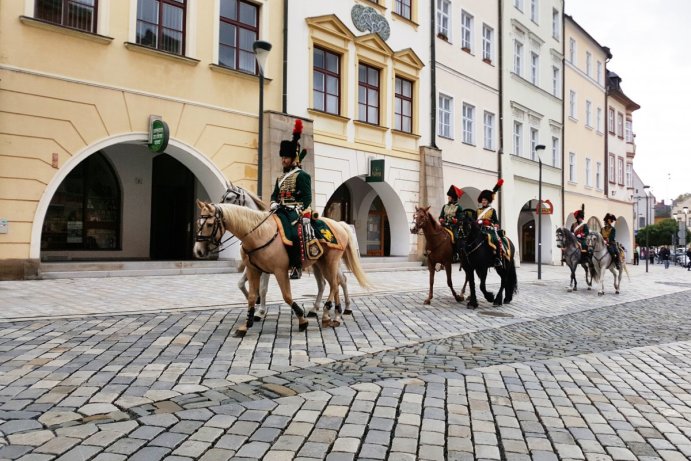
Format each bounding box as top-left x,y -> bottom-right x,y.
556,227 -> 592,292
221,183 -> 351,319
586,232 -> 629,295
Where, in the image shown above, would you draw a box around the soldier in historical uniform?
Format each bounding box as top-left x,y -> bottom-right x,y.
440,185 -> 464,260
477,179 -> 504,267
270,120 -> 312,280
601,213 -> 621,270
570,204 -> 589,253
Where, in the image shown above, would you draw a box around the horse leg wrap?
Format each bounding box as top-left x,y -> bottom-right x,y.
324,300 -> 333,311
246,307 -> 255,328
291,302 -> 304,318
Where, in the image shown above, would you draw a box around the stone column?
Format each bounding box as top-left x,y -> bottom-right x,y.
417,146 -> 444,259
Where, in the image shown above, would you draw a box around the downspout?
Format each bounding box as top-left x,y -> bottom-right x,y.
430,0 -> 437,149
497,0 -> 504,226
282,0 -> 288,113
560,8 -> 566,227
604,62 -> 610,200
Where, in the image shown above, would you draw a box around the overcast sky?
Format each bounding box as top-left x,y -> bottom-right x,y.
564,0 -> 691,204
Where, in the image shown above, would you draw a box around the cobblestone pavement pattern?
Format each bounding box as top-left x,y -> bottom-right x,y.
1,263 -> 691,460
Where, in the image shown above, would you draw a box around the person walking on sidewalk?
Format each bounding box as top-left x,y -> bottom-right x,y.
661,246 -> 670,269
686,246 -> 691,271
633,245 -> 639,265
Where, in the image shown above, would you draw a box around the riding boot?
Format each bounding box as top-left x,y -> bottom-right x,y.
613,253 -> 621,270
288,243 -> 302,280
494,252 -> 503,268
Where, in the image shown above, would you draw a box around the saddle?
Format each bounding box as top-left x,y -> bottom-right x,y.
482,228 -> 512,260
273,215 -> 343,261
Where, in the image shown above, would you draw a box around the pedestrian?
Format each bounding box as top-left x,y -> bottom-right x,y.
633,245 -> 639,265
686,246 -> 691,271
661,246 -> 670,269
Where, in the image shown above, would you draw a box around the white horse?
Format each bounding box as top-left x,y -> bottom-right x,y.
585,232 -> 629,295
220,184 -> 352,319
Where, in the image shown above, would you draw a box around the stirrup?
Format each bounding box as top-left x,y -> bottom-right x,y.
290,267 -> 302,280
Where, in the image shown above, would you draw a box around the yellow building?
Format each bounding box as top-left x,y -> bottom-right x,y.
1,0 -> 286,278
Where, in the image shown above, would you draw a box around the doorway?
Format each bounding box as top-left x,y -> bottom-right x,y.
150,154 -> 195,259
366,196 -> 390,256
521,219 -> 535,262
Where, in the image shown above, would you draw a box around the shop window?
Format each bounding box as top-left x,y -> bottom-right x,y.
35,0 -> 98,33
42,152 -> 121,251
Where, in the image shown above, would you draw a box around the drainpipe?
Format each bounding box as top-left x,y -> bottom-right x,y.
560,7 -> 566,227
497,0 -> 504,226
282,0 -> 288,113
430,0 -> 437,149
603,52 -> 611,200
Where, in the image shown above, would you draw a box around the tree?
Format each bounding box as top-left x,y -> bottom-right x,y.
674,193 -> 691,203
636,219 -> 681,247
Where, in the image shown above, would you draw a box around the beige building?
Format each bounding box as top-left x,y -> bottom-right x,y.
0,0 -> 289,279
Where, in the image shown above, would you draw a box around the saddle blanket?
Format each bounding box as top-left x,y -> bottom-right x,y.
484,232 -> 513,260
274,215 -> 342,250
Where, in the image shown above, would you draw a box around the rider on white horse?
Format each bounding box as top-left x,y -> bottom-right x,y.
601,213 -> 621,270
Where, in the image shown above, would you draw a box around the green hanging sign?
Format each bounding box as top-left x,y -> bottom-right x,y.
148,118 -> 169,153
366,159 -> 385,183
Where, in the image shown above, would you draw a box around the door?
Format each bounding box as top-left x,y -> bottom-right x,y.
150,154 -> 195,260
522,220 -> 535,262
366,196 -> 389,256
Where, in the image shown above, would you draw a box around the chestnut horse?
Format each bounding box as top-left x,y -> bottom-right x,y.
194,201 -> 368,336
411,206 -> 466,305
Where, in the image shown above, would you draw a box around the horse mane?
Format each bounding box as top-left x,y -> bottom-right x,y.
426,210 -> 441,230
217,203 -> 269,232
558,227 -> 578,246
243,188 -> 268,211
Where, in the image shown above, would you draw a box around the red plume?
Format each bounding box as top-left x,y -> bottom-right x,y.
454,186 -> 464,199
492,178 -> 504,193
293,119 -> 303,136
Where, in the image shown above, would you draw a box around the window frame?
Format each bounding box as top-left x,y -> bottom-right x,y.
513,121 -> 523,156
514,39 -> 523,76
313,46 -> 341,115
437,0 -> 451,39
552,66 -> 560,96
461,10 -> 473,51
218,0 -> 259,73
617,157 -> 625,185
462,102 -> 475,145
569,37 -> 576,63
552,8 -> 560,40
551,136 -> 560,167
569,90 -> 577,119
625,162 -> 633,187
394,76 -> 413,133
136,0 -> 187,55
483,111 -> 495,150
530,0 -> 538,23
586,51 -> 592,77
608,107 -> 615,134
585,157 -> 592,187
596,161 -> 602,189
358,62 -> 381,125
569,152 -> 576,182
616,112 -> 624,138
608,153 -> 616,183
530,51 -> 539,85
35,0 -> 99,33
514,0 -> 524,12
482,24 -> 493,62
394,0 -> 412,20
438,93 -> 453,139
596,107 -> 603,133
585,100 -> 592,128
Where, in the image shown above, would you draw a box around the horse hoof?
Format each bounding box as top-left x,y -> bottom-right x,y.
299,321 -> 308,332
306,311 -> 318,318
423,299 -> 431,305
587,287 -> 591,291
455,295 -> 464,302
615,290 -> 620,294
321,319 -> 331,328
331,320 -> 341,328
253,315 -> 262,322
234,329 -> 246,337
598,292 -> 604,296
343,309 -> 352,315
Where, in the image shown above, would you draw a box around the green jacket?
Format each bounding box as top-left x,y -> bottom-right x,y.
439,202 -> 463,228
271,168 -> 312,243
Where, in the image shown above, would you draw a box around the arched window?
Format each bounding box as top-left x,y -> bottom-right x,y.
42,152 -> 121,251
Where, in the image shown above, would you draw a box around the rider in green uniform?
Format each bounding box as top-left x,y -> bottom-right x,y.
570,204 -> 589,253
476,179 -> 504,267
270,120 -> 312,280
440,185 -> 464,259
601,213 -> 621,270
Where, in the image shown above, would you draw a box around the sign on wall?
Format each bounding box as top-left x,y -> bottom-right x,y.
366,159 -> 385,183
148,116 -> 169,153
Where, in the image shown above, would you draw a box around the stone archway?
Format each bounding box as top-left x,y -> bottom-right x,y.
517,199 -> 555,265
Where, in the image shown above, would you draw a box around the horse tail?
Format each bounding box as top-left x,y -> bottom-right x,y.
339,222 -> 371,289
508,258 -> 518,295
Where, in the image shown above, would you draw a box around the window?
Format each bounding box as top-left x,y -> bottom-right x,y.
395,77 -> 413,133
461,11 -> 473,51
552,8 -> 560,40
552,66 -> 560,96
596,161 -> 602,189
35,0 -> 98,33
484,111 -> 495,150
569,152 -> 576,182
438,94 -> 453,138
596,61 -> 603,84
513,121 -> 523,156
462,103 -> 475,144
137,0 -> 186,55
585,100 -> 592,128
514,40 -> 523,75
358,63 -> 380,124
551,136 -> 560,167
617,112 -> 624,137
437,0 -> 451,39
617,157 -> 624,185
568,37 -> 576,63
626,163 -> 632,187
569,90 -> 576,119
41,152 -> 121,250
219,0 -> 259,72
608,153 -> 615,183
530,52 -> 539,85
585,158 -> 592,187
586,51 -> 592,77
514,0 -> 524,12
482,24 -> 493,62
530,0 -> 538,23
608,107 -> 615,133
313,47 -> 340,115
530,128 -> 539,159
625,119 -> 633,142
395,0 -> 412,20
596,107 -> 603,132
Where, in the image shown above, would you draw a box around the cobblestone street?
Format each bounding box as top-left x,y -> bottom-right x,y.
1,263 -> 691,460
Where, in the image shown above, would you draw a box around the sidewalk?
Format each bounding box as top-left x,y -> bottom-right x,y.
0,261 -> 689,321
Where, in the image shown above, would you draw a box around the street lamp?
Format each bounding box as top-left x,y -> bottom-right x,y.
535,144 -> 546,280
253,40 -> 272,199
673,205 -> 689,266
643,185 -> 650,273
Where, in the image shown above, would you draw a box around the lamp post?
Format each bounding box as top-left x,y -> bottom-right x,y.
643,185 -> 650,273
253,40 -> 272,199
684,206 -> 689,267
673,206 -> 689,266
535,144 -> 546,280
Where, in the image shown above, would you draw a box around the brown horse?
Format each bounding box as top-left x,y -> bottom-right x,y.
411,206 -> 466,305
193,201 -> 369,336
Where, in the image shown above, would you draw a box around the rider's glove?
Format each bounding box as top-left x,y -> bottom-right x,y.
270,202 -> 278,211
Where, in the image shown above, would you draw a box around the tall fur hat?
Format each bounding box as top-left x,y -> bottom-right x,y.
279,119 -> 303,159
574,204 -> 585,220
478,179 -> 504,203
447,185 -> 463,201
603,213 -> 616,223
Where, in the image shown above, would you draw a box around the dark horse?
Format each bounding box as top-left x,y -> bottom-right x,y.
411,206 -> 466,305
457,213 -> 518,308
555,227 -> 592,292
